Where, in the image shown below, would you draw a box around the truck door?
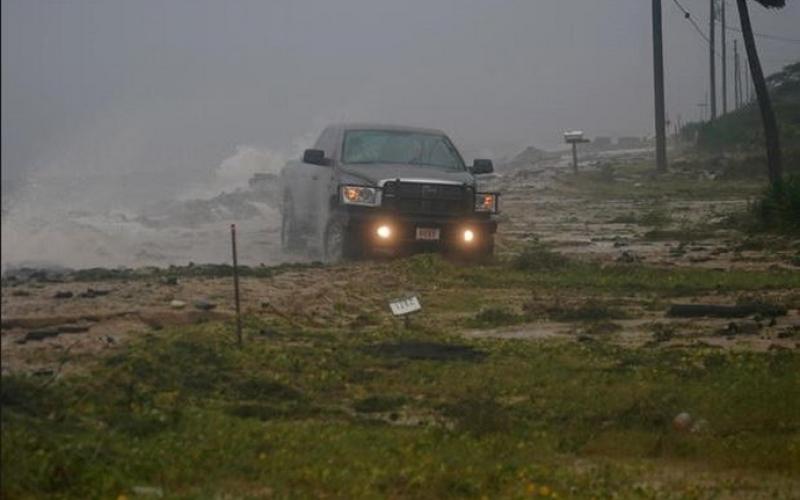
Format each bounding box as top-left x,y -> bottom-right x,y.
296,127 -> 337,235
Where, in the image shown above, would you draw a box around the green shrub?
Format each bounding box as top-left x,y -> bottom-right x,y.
750,176 -> 800,234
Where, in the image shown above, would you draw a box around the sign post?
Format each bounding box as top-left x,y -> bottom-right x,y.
564,131 -> 591,173
389,296 -> 422,328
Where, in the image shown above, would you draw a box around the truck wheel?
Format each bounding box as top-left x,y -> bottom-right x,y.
324,219 -> 360,263
280,199 -> 304,252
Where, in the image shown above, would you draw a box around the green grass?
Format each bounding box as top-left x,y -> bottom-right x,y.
3,321 -> 799,498
400,252 -> 800,299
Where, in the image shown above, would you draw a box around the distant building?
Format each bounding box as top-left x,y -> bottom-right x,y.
593,136 -> 612,149
617,136 -> 643,148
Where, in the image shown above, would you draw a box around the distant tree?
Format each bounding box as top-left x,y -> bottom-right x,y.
736,0 -> 785,186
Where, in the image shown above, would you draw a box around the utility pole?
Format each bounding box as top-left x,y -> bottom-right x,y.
652,0 -> 667,172
734,39 -> 740,108
744,48 -> 751,103
721,0 -> 727,115
709,0 -> 717,121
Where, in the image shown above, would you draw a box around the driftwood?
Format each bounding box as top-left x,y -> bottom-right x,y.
667,303 -> 787,318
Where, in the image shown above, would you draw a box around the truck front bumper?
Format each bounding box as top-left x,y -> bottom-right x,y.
339,208 -> 497,253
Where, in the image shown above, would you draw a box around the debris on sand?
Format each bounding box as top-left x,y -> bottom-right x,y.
170,299 -> 187,309
719,320 -> 762,336
667,303 -> 787,318
78,288 -> 112,298
19,323 -> 92,343
364,341 -> 487,362
22,328 -> 61,342
193,299 -> 217,311
57,324 -> 91,333
672,412 -> 692,432
616,250 -> 641,264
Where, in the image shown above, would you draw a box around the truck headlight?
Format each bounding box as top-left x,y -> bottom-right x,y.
341,185 -> 380,206
475,193 -> 498,213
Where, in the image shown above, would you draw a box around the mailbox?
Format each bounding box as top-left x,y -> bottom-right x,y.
564,130 -> 585,143
563,130 -> 590,173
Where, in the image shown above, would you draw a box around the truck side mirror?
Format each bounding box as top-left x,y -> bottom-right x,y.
472,159 -> 494,174
303,149 -> 327,166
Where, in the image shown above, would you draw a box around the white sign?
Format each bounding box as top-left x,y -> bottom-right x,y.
389,296 -> 422,316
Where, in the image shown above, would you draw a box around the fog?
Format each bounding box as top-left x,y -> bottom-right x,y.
2,0 -> 798,268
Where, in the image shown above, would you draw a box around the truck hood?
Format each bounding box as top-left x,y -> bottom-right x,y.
339,163 -> 474,187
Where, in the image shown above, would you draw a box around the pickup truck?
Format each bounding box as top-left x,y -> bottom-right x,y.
279,123 -> 499,261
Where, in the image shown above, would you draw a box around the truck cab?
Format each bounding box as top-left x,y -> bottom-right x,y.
279,123 -> 499,261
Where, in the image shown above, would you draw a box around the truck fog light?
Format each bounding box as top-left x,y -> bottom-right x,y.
377,225 -> 392,239
463,229 -> 475,243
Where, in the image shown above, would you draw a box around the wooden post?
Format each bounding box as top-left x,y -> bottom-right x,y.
652,0 -> 667,172
734,40 -> 740,108
231,224 -> 243,347
571,142 -> 578,173
709,0 -> 717,121
721,0 -> 727,115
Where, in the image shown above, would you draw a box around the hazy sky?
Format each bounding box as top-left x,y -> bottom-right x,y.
2,0 -> 798,200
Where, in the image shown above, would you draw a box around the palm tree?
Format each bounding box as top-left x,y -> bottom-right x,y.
735,0 -> 785,186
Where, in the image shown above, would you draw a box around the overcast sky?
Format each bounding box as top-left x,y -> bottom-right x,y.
2,0 -> 798,200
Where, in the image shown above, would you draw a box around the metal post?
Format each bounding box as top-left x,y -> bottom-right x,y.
743,44 -> 751,103
231,224 -> 243,347
721,0 -> 727,115
709,0 -> 717,121
652,0 -> 667,172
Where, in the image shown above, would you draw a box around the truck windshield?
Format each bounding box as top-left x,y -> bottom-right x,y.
342,130 -> 465,169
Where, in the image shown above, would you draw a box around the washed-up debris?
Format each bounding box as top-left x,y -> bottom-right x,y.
651,324 -> 675,343
616,250 -> 641,263
19,323 -> 91,343
667,303 -> 787,318
78,288 -> 112,298
57,324 -> 91,334
170,299 -> 187,309
672,412 -> 692,432
53,291 -> 73,299
364,341 -> 486,362
23,328 -> 61,342
612,239 -> 630,248
720,320 -> 761,336
193,299 -> 217,311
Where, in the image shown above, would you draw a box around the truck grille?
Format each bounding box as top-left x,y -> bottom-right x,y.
382,181 -> 471,215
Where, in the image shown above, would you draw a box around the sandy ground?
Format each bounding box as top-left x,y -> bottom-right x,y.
2,150 -> 799,375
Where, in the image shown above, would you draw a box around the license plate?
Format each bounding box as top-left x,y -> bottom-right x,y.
416,227 -> 440,241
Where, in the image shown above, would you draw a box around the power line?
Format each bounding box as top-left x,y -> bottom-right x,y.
670,0 -> 712,44
715,20 -> 800,44
670,0 -> 725,62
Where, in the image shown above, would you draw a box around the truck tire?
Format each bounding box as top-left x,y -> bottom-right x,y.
280,197 -> 304,252
323,218 -> 360,263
